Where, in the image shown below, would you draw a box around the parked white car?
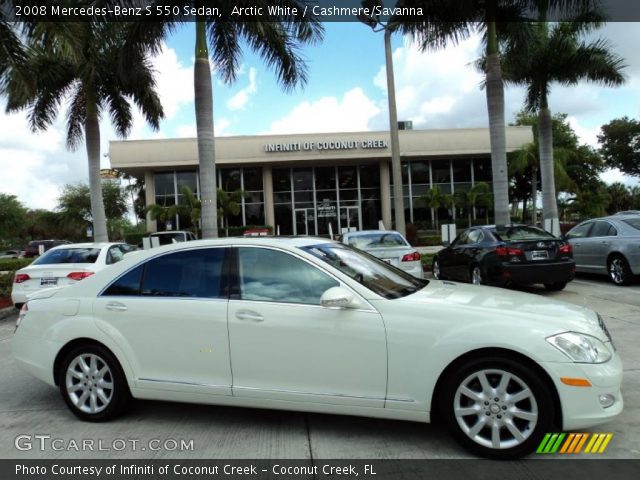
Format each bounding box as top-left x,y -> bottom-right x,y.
12,237 -> 622,458
11,243 -> 130,307
148,230 -> 196,245
341,230 -> 423,278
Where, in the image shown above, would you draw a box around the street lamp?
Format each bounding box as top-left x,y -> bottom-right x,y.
358,0 -> 406,236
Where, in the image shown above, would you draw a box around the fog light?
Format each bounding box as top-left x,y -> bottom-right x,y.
599,394 -> 615,408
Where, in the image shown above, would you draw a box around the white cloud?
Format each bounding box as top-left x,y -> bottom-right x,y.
265,87 -> 380,134
227,67 -> 257,111
174,118 -> 232,138
566,116 -> 601,148
151,43 -> 194,120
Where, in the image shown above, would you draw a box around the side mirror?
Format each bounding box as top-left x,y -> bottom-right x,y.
320,287 -> 361,309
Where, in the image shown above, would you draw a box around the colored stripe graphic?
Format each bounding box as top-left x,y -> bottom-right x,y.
537,433 -> 613,454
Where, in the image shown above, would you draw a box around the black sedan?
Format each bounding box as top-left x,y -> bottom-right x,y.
432,225 -> 575,291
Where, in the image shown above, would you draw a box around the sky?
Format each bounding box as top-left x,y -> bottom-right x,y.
1,21 -> 639,211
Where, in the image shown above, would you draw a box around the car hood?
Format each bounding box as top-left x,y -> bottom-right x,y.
397,279 -> 602,337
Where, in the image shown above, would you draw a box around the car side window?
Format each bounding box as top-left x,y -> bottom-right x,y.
452,231 -> 470,246
237,248 -> 339,305
467,229 -> 484,244
106,245 -> 125,265
566,222 -> 592,239
102,265 -> 144,296
589,221 -> 616,237
140,248 -> 227,298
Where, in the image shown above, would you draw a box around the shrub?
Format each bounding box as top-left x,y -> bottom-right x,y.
0,258 -> 32,272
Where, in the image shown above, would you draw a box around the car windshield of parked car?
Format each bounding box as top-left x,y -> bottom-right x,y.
32,248 -> 101,265
348,232 -> 408,249
622,218 -> 640,231
151,233 -> 185,245
491,226 -> 555,241
302,244 -> 428,299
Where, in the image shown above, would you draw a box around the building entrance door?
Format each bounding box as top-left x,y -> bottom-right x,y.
339,206 -> 360,233
295,208 -> 315,236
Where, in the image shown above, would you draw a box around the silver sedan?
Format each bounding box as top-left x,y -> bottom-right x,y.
565,214 -> 640,285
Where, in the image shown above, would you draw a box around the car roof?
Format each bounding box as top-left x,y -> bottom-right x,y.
343,230 -> 403,237
139,236 -> 335,251
48,242 -> 124,250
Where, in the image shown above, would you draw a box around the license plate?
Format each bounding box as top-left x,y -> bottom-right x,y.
40,277 -> 58,287
531,250 -> 548,260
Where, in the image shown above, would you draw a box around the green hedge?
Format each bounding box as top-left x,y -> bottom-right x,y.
416,235 -> 443,246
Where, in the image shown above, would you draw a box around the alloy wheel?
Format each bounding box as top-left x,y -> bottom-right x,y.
609,258 -> 625,285
471,266 -> 482,285
453,369 -> 538,450
433,260 -> 440,279
65,353 -> 114,414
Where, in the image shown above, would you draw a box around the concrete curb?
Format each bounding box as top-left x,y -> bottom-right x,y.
0,306 -> 16,321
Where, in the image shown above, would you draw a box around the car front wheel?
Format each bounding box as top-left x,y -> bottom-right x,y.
58,344 -> 130,421
440,356 -> 554,459
544,281 -> 567,291
470,265 -> 483,285
432,258 -> 443,279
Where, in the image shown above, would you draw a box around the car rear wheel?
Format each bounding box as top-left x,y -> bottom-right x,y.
608,255 -> 633,286
471,265 -> 483,285
439,356 -> 554,459
58,344 -> 130,422
432,258 -> 443,280
544,282 -> 567,291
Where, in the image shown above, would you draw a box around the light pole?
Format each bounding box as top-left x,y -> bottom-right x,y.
358,1 -> 406,236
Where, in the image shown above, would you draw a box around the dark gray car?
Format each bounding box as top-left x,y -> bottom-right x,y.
566,214 -> 640,285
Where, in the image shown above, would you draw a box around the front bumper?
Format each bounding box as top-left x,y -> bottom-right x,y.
542,351 -> 623,430
490,260 -> 575,286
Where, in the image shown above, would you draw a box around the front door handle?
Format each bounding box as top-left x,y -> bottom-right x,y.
105,302 -> 127,312
235,310 -> 264,322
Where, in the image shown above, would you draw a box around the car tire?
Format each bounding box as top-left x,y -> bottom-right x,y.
470,264 -> 483,285
432,258 -> 444,280
608,255 -> 633,286
439,355 -> 554,459
544,282 -> 567,292
58,344 -> 130,422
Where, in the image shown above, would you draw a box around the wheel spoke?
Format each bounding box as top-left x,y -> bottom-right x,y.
77,390 -> 90,407
511,408 -> 537,422
79,356 -> 91,374
89,392 -> 98,412
69,369 -> 84,380
508,388 -> 532,404
98,379 -> 113,390
491,423 -> 501,449
96,389 -> 110,405
467,417 -> 487,438
67,383 -> 84,392
455,406 -> 480,417
460,386 -> 484,402
477,372 -> 493,395
504,419 -> 526,443
497,373 -> 511,395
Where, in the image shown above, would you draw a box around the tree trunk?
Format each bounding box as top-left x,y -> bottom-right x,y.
485,21 -> 510,226
531,163 -> 537,225
194,21 -> 218,238
85,86 -> 108,242
538,102 -> 558,227
522,197 -> 528,222
468,211 -> 472,227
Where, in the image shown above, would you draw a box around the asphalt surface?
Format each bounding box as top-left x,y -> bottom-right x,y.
0,273 -> 638,459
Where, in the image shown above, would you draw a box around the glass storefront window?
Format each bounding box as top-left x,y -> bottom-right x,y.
473,157 -> 492,182
293,168 -> 313,191
359,164 -> 380,188
243,167 -> 263,191
339,166 -> 357,189
315,166 -> 336,190
273,168 -> 292,192
155,172 -> 174,196
220,168 -> 241,191
410,161 -> 429,184
431,159 -> 451,184
176,171 -> 198,193
452,159 -> 472,183
245,204 -> 265,225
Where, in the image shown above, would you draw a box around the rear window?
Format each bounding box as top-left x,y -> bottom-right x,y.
32,248 -> 101,265
347,233 -> 408,249
623,218 -> 640,231
150,233 -> 186,245
491,226 -> 556,241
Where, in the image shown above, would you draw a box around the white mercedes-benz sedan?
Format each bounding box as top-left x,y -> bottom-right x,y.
12,237 -> 622,458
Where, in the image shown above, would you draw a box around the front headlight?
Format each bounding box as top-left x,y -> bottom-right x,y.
547,332 -> 612,364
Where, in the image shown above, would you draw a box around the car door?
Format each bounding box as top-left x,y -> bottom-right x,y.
227,246 -> 387,407
461,229 -> 485,281
448,230 -> 471,280
584,221 -> 617,273
94,247 -> 232,396
566,221 -> 593,269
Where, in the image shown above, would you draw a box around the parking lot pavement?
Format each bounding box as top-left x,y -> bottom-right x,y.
0,273 -> 638,459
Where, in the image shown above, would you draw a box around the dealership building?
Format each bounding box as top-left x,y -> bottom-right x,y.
109,127 -> 532,235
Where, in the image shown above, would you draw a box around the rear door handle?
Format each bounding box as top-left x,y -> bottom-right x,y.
235,310 -> 264,322
105,302 -> 127,312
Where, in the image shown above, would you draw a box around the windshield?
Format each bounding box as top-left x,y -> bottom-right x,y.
32,248 -> 100,265
491,225 -> 556,241
151,233 -> 185,245
347,232 -> 408,249
302,243 -> 428,299
623,218 -> 640,231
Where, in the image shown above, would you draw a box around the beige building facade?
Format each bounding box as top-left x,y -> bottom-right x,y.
109,127 -> 533,235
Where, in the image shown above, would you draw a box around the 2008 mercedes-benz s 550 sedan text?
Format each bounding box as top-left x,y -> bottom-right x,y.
12,237 -> 622,458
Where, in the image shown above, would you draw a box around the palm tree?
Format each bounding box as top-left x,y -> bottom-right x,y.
501,17 -> 625,231
5,22 -> 164,242
455,182 -> 493,227
0,12 -> 25,93
217,188 -> 246,237
401,1 -> 599,226
418,186 -> 447,230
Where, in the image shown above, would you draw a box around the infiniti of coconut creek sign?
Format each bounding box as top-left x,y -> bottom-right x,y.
264,138 -> 389,153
